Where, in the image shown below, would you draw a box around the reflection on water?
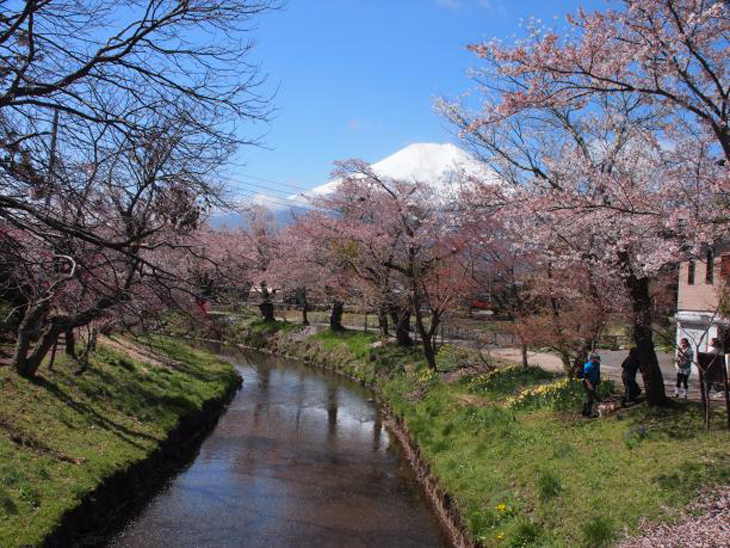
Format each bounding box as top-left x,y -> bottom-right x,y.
108,346 -> 447,548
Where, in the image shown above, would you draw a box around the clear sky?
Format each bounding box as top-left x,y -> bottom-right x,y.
231,0 -> 606,205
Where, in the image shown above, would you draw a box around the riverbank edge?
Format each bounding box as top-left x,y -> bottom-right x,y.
40,341 -> 242,548
222,333 -> 476,548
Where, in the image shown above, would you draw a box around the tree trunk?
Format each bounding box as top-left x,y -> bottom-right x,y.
626,274 -> 666,405
16,322 -> 64,379
572,340 -> 592,378
378,305 -> 389,337
422,334 -> 437,370
414,305 -> 439,371
390,306 -> 412,347
258,281 -> 275,322
556,349 -> 571,376
75,328 -> 98,376
330,300 -> 344,331
13,301 -> 51,378
259,301 -> 275,323
301,291 -> 309,326
48,340 -> 59,372
14,295 -> 118,379
64,327 -> 76,359
520,342 -> 528,368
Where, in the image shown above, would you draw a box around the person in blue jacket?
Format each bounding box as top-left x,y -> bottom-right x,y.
582,353 -> 602,417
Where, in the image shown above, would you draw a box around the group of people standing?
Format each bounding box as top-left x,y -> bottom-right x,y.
579,337 -> 726,417
579,349 -> 643,418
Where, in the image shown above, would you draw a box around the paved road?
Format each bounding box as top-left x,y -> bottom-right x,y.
270,318 -> 725,403
489,348 -> 727,402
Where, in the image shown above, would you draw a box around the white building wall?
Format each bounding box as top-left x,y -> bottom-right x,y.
675,310 -> 727,377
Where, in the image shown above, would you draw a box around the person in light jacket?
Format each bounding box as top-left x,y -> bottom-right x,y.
674,338 -> 693,399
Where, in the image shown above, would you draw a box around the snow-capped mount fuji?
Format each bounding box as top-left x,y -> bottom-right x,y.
226,143 -> 495,226
302,142 -> 493,199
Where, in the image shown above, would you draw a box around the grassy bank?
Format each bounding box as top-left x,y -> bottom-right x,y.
0,337 -> 239,547
257,322 -> 729,548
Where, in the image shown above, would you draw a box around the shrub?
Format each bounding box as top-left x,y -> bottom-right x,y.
0,486 -> 17,517
509,519 -> 543,548
624,424 -> 649,450
468,364 -> 555,397
418,367 -> 439,389
581,516 -> 615,548
17,482 -> 40,509
437,344 -> 492,371
537,469 -> 562,501
507,378 -> 615,411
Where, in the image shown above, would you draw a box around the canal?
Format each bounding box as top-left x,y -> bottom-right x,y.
108,346 -> 447,547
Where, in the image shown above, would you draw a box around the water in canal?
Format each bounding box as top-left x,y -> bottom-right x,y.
108,346 -> 447,547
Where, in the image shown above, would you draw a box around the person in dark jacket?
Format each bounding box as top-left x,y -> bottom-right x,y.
582,354 -> 602,417
621,347 -> 642,404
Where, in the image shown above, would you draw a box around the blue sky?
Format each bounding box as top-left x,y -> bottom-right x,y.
230,0 -> 606,204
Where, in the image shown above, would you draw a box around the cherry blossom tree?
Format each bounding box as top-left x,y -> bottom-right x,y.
6,113 -> 228,378
287,209 -> 379,333
236,207 -> 281,322
268,222 -> 333,326
441,0 -> 729,404
0,1 -> 277,377
444,87 -> 729,404
464,0 -> 729,162
458,193 -> 617,373
309,160 -> 474,369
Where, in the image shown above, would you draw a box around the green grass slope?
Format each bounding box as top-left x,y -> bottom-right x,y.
0,337 -> 239,547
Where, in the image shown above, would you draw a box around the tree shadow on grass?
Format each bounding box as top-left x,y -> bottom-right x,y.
629,400 -> 728,441
127,339 -> 235,386
652,455 -> 730,494
33,377 -> 160,451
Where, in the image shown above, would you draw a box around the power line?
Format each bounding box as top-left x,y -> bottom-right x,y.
214,172 -> 336,213
220,172 -> 313,194
225,177 -> 309,198
234,172 -> 312,192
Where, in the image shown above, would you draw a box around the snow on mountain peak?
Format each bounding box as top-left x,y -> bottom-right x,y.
219,143 -> 495,226
305,142 -> 493,198
371,142 -> 478,184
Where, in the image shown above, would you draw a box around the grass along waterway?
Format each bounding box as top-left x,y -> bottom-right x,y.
108,345 -> 448,548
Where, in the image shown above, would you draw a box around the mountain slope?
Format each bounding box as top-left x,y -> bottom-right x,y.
304,142 -> 493,198
226,142 -> 495,225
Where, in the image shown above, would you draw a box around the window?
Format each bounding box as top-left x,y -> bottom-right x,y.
688,260 -> 695,285
705,250 -> 714,284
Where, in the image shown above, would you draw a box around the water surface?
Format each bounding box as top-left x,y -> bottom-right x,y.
108,346 -> 447,548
